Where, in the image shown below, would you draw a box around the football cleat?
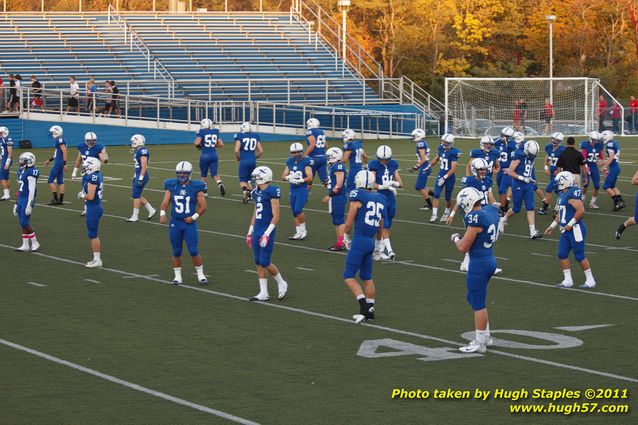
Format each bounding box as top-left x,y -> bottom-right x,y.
460,263 -> 468,272
328,243 -> 346,251
589,202 -> 599,209
16,244 -> 30,252
494,268 -> 503,275
530,232 -> 543,240
0,194 -> 9,201
440,212 -> 450,222
459,340 -> 486,354
366,306 -> 375,321
419,204 -> 430,210
379,252 -> 391,261
615,223 -> 626,240
147,209 -> 157,220
85,259 -> 102,268
171,279 -> 181,286
556,281 -> 573,288
373,250 -> 382,261
30,241 -> 40,252
387,251 -> 395,261
218,183 -> 226,196
352,314 -> 367,324
288,233 -> 302,240
579,282 -> 596,289
277,280 -> 288,300
249,293 -> 270,302
47,199 -> 58,206
498,218 -> 507,234
125,217 -> 139,222
199,278 -> 208,286
429,215 -> 438,222
613,201 -> 626,212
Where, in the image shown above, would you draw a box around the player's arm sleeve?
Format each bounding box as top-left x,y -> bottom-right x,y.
27,176 -> 37,205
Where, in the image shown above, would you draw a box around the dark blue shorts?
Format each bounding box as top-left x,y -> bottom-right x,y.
558,223 -> 587,262
17,201 -> 31,228
131,175 -> 149,199
289,187 -> 308,217
433,174 -> 456,201
86,206 -> 103,239
169,219 -> 199,257
0,162 -> 9,180
603,166 -> 620,190
415,167 -> 431,191
238,160 -> 256,183
311,156 -> 327,183
330,195 -> 347,225
48,164 -> 64,184
584,166 -> 600,190
199,153 -> 219,178
512,182 -> 535,213
466,256 -> 496,311
343,236 -> 375,281
253,228 -> 276,267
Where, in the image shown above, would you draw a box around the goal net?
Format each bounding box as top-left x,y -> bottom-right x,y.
444,78 -> 623,138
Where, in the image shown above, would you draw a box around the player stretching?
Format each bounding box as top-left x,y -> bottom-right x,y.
429,133 -> 461,222
343,170 -> 386,324
246,166 -> 288,301
368,145 -> 402,260
159,161 -> 208,286
305,118 -> 328,191
599,131 -> 625,211
580,131 -> 604,208
195,118 -> 225,197
494,127 -> 515,214
323,147 -> 347,251
342,129 -> 367,192
234,122 -> 263,203
77,157 -> 104,267
72,132 -> 108,216
615,169 -> 638,239
0,126 -> 13,200
544,172 -> 596,288
499,140 -> 542,239
14,152 -> 40,252
451,187 -> 500,353
539,132 -> 566,215
127,134 -> 156,222
43,125 -> 67,205
282,142 -> 313,240
409,128 -> 433,210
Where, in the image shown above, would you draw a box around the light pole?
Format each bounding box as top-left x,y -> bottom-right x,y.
546,15 -> 556,105
338,0 -> 350,64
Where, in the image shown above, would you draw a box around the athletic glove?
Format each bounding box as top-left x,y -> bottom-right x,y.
390,181 -> 401,187
25,205 -> 32,216
246,226 -> 253,248
388,186 -> 397,196
259,233 -> 270,248
437,176 -> 447,187
450,233 -> 461,243
13,205 -> 17,216
137,179 -> 144,187
343,234 -> 352,250
77,191 -> 86,200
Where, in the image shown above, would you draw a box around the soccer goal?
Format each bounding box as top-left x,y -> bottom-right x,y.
444,77 -> 624,138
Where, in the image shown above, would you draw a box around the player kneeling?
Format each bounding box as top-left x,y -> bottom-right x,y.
323,147 -> 348,251
544,172 -> 597,288
246,166 -> 288,301
159,162 -> 208,286
343,170 -> 387,324
450,187 -> 501,353
77,157 -> 104,267
14,152 -> 41,252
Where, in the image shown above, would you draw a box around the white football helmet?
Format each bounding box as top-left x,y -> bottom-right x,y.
252,166 -> 273,185
240,122 -> 252,133
19,152 -> 36,169
441,133 -> 455,148
354,169 -> 375,190
85,131 -> 97,147
306,118 -> 320,130
601,130 -> 614,142
512,131 -> 525,144
49,125 -> 63,139
0,126 -> 8,138
551,132 -> 564,145
200,118 -> 213,129
290,142 -> 304,153
501,127 -> 515,139
470,158 -> 489,177
326,147 -> 343,164
130,134 -> 145,151
524,140 -> 540,157
588,131 -> 601,142
479,136 -> 494,151
411,128 -> 426,142
555,171 -> 575,191
82,157 -> 101,175
376,145 -> 392,161
456,187 -> 483,214
175,161 -> 193,183
342,129 -> 356,142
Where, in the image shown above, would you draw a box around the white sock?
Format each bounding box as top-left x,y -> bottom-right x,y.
384,238 -> 393,253
295,225 -> 301,234
476,329 -> 490,345
195,265 -> 205,280
529,224 -> 537,235
366,298 -> 375,305
19,236 -> 29,248
259,278 -> 268,295
273,273 -> 285,284
356,294 -> 365,301
562,269 -> 573,284
83,205 -> 87,213
93,252 -> 101,261
144,203 -> 155,213
432,207 -> 438,217
591,196 -> 597,203
173,267 -> 182,282
29,233 -> 38,244
461,252 -> 470,267
444,208 -> 450,215
300,222 -> 306,233
217,180 -> 223,186
500,216 -> 508,224
132,208 -> 140,219
3,188 -> 9,197
584,269 -> 596,285
374,239 -> 382,253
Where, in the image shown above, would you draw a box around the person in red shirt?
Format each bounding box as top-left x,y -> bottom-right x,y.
598,95 -> 608,132
611,102 -> 622,133
628,96 -> 638,133
543,98 -> 554,134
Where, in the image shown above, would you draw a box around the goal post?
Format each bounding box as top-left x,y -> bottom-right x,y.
444,77 -> 624,138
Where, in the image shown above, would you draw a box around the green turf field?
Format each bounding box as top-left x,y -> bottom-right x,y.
1,136 -> 637,424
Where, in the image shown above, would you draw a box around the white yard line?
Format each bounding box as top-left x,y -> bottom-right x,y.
26,281 -> 46,287
83,279 -> 101,284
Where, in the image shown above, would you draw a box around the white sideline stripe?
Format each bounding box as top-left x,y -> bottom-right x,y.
296,267 -> 314,271
123,274 -> 160,279
243,269 -> 258,274
26,204 -> 638,302
530,252 -> 553,258
84,279 -> 101,284
440,259 -> 459,263
555,324 -> 614,332
0,338 -> 260,425
1,245 -> 636,385
495,256 -> 509,260
26,281 -> 46,287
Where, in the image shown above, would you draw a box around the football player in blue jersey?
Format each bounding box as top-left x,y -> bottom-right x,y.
544,172 -> 597,288
409,128 -> 433,210
304,118 -> 328,191
72,132 -> 108,216
0,126 -> 13,200
465,136 -> 500,179
615,169 -> 638,239
14,152 -> 41,252
451,187 -> 500,353
245,166 -> 288,301
598,130 -> 625,211
342,129 -> 368,192
159,161 -> 208,286
580,131 -> 604,208
343,170 -> 386,324
368,145 -> 402,260
539,132 -> 566,215
494,127 -> 515,213
283,142 -> 313,240
77,157 -> 104,267
323,147 -> 348,251
43,125 -> 67,205
127,134 -> 157,222
499,140 -> 543,239
194,118 -> 225,197
234,122 -> 263,204
428,133 -> 461,222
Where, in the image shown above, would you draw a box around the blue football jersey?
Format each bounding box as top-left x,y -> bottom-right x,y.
469,148 -> 500,176
252,185 -> 281,231
343,140 -> 365,169
605,140 -> 620,167
580,141 -> 604,166
77,142 -> 105,161
461,176 -> 493,205
328,161 -> 347,196
306,128 -> 327,157
349,189 -> 387,238
494,138 -> 512,169
17,167 -> 39,202
197,128 -> 221,154
545,144 -> 566,172
53,137 -> 66,166
464,204 -> 500,258
134,147 -> 150,177
234,132 -> 261,162
286,156 -> 312,189
511,150 -> 535,179
82,172 -> 103,207
164,178 -> 205,220
436,145 -> 461,175
557,186 -> 583,227
1,136 -> 13,164
415,140 -> 430,169
368,159 -> 399,193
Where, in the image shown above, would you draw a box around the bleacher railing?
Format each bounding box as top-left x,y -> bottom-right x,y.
16,87 -> 437,138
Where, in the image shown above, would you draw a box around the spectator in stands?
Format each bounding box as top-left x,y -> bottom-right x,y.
7,74 -> 19,112
598,95 -> 608,131
0,76 -> 4,111
101,80 -> 113,116
628,95 -> 638,133
110,81 -> 121,116
86,78 -> 97,113
611,102 -> 622,133
31,75 -> 42,108
542,98 -> 553,134
66,76 -> 80,115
